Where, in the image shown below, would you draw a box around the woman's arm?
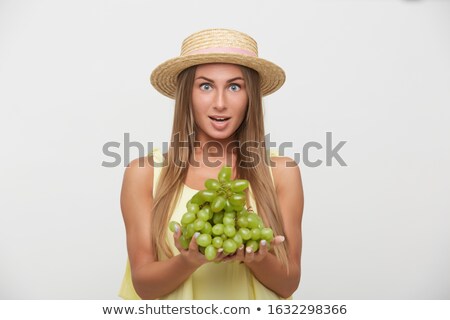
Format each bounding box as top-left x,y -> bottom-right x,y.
247,156 -> 304,298
120,157 -> 206,299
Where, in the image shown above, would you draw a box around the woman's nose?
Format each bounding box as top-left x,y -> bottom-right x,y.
213,89 -> 226,110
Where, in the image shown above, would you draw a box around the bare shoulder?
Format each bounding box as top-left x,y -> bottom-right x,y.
269,156 -> 303,193
120,157 -> 155,234
269,155 -> 304,225
122,156 -> 154,192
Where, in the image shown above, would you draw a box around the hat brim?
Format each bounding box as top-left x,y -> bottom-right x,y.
150,53 -> 286,99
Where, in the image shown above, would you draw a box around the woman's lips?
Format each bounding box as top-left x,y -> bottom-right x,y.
208,116 -> 231,121
209,116 -> 231,130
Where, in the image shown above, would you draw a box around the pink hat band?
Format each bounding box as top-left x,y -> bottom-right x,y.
185,46 -> 257,57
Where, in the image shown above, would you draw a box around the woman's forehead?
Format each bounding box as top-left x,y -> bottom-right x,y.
194,63 -> 244,79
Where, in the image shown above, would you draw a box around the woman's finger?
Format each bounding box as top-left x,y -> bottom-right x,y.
172,225 -> 184,252
219,250 -> 239,263
270,235 -> 285,247
189,232 -> 200,252
258,239 -> 269,256
244,246 -> 255,263
214,248 -> 225,262
235,245 -> 245,261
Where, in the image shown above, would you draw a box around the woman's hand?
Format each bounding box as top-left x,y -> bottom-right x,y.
173,228 -> 208,268
217,235 -> 286,264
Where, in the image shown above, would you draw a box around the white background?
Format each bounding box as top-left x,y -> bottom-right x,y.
0,0 -> 449,299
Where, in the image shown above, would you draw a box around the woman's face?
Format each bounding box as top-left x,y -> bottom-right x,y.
191,63 -> 249,146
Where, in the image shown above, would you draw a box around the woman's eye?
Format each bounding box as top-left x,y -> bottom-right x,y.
229,84 -> 241,92
200,83 -> 212,91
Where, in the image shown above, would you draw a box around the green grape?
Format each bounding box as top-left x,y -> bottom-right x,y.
190,192 -> 206,205
237,216 -> 248,228
247,213 -> 260,229
197,209 -> 210,221
205,178 -> 221,191
251,228 -> 261,241
257,216 -> 264,229
261,228 -> 274,242
245,240 -> 259,252
179,235 -> 189,250
223,239 -> 238,254
202,204 -> 213,219
205,245 -> 218,261
212,236 -> 223,249
211,196 -> 226,213
175,168 -> 263,261
222,216 -> 235,226
224,211 -> 236,219
223,225 -> 236,237
211,223 -> 224,236
237,208 -> 249,218
186,223 -> 195,238
218,166 -> 232,183
169,221 -> 180,232
181,212 -> 196,225
186,202 -> 200,214
212,211 -> 224,225
229,193 -> 246,206
224,199 -> 234,212
232,233 -> 243,247
196,234 -> 212,247
238,227 -> 252,241
230,179 -> 249,192
199,190 -> 217,202
193,219 -> 205,231
202,221 -> 212,235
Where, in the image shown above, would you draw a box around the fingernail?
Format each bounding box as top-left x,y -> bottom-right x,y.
218,248 -> 223,253
261,240 -> 267,246
279,235 -> 285,242
194,232 -> 200,238
239,245 -> 244,250
246,247 -> 252,253
174,225 -> 179,233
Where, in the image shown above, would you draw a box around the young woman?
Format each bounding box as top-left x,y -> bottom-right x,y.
119,28 -> 304,299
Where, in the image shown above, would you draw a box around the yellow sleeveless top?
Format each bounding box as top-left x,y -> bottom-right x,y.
118,148 -> 290,300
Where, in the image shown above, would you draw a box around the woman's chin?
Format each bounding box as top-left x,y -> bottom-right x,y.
204,132 -> 235,143
195,125 -> 239,144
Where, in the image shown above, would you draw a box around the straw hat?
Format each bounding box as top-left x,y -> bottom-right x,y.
150,28 -> 286,99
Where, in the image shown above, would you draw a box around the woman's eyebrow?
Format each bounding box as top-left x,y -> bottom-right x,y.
194,76 -> 245,83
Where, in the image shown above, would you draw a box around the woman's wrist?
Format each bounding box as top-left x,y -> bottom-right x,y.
177,252 -> 205,270
244,252 -> 269,268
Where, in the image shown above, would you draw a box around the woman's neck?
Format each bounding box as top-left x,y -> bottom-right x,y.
191,141 -> 238,169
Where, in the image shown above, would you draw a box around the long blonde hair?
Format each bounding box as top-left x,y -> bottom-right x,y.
150,64 -> 289,268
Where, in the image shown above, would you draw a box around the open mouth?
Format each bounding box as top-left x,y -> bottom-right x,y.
208,116 -> 231,122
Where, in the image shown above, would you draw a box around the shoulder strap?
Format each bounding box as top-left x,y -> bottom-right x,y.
148,148 -> 164,198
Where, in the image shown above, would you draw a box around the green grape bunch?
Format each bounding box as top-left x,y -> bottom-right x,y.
169,166 -> 275,261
